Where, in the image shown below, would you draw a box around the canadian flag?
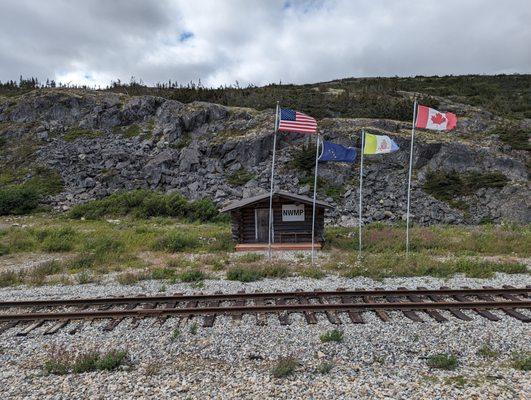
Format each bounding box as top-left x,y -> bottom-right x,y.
415,105 -> 457,131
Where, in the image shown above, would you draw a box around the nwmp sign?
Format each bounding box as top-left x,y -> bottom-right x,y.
282,204 -> 305,221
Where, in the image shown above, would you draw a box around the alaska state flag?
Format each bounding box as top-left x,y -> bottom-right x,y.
319,141 -> 357,163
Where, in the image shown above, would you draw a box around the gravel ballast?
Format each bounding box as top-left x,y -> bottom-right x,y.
1,273 -> 530,399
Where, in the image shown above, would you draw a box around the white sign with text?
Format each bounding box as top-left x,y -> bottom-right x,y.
282,204 -> 305,221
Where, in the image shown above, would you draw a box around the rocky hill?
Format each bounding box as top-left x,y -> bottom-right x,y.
0,84 -> 529,225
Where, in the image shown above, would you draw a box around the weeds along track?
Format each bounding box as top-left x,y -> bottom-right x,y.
0,286 -> 529,336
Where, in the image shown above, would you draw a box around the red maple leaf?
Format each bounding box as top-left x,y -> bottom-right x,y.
431,113 -> 446,125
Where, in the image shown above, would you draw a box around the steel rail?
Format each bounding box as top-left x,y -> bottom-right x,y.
0,287 -> 529,308
1,300 -> 530,322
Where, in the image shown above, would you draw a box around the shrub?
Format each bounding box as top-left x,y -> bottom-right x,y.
477,345 -> 499,358
0,185 -> 40,215
227,168 -> 255,185
316,362 -> 334,374
226,266 -> 263,282
121,124 -> 141,138
44,349 -> 127,375
424,170 -> 508,206
69,190 -> 223,222
291,144 -> 317,174
261,264 -> 289,278
271,357 -> 298,378
40,227 -> 77,252
151,267 -> 177,280
178,269 -> 205,282
64,128 -> 102,142
0,270 -> 22,287
152,231 -> 200,252
320,329 -> 344,343
116,271 -> 146,285
511,352 -> 531,371
188,198 -> 219,222
427,354 -> 458,370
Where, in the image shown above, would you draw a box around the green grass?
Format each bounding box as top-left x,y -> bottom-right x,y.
118,124 -> 141,138
427,354 -> 458,370
424,170 -> 508,207
316,362 -> 334,374
320,329 -> 344,343
69,190 -> 223,222
511,352 -> 531,371
178,269 -> 206,282
44,349 -> 127,375
170,329 -> 181,341
226,168 -> 255,185
226,263 -> 290,282
64,128 -> 102,142
477,345 -> 500,358
271,357 -> 298,378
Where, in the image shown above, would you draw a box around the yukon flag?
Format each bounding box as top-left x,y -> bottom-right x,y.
416,105 -> 457,131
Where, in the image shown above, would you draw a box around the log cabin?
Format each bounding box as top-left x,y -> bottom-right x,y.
220,190 -> 332,251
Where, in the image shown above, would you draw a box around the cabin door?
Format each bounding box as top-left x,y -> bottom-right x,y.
255,209 -> 271,242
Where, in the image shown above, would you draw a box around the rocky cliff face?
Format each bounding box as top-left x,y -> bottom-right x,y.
0,89 -> 529,225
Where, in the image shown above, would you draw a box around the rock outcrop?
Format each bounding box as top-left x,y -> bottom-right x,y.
0,89 -> 529,225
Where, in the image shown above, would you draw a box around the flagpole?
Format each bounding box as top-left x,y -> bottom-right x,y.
268,102 -> 280,259
406,99 -> 418,255
358,130 -> 365,260
311,134 -> 320,266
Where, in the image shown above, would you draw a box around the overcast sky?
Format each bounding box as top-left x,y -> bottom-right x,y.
0,0 -> 529,87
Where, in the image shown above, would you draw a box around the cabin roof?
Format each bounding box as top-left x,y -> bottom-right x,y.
220,190 -> 333,213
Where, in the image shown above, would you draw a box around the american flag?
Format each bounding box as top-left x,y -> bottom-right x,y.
278,108 -> 317,134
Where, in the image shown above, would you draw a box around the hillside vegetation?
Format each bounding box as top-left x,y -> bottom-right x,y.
1,74 -> 529,120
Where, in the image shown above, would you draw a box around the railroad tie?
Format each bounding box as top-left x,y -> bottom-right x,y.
482,286 -> 530,323
16,320 -> 45,337
156,296 -> 180,326
361,288 -> 390,322
442,286 -> 499,322
231,290 -> 246,322
337,288 -> 364,324
103,302 -> 139,332
68,304 -> 91,334
315,288 -> 341,325
203,291 -> 222,327
254,291 -> 268,326
377,287 -> 423,322
296,289 -> 318,324
130,301 -> 158,329
44,320 -> 69,335
420,287 -> 471,321
0,321 -> 19,335
399,287 -> 447,322
275,290 -> 290,325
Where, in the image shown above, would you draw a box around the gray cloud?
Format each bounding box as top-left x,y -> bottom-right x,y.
0,0 -> 529,87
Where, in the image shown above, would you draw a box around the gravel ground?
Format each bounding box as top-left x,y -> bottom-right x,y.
1,273 -> 530,399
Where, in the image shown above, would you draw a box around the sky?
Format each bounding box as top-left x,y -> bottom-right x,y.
0,0 -> 530,88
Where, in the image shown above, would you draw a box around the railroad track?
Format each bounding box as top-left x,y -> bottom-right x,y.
0,286 -> 529,336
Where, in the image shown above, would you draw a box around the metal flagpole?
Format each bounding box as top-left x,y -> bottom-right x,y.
268,102 -> 280,259
358,130 -> 365,260
406,99 -> 418,255
311,134 -> 321,265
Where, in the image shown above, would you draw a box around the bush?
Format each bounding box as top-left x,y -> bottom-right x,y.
271,357 -> 298,378
511,352 -> 531,371
320,329 -> 344,343
152,231 -> 200,252
227,168 -> 255,185
226,266 -> 263,282
69,190 -> 223,222
64,128 -> 102,142
40,227 -> 77,252
424,170 -> 508,206
44,349 -> 127,375
178,269 -> 206,282
427,354 -> 458,370
0,185 -> 40,215
188,198 -> 219,222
